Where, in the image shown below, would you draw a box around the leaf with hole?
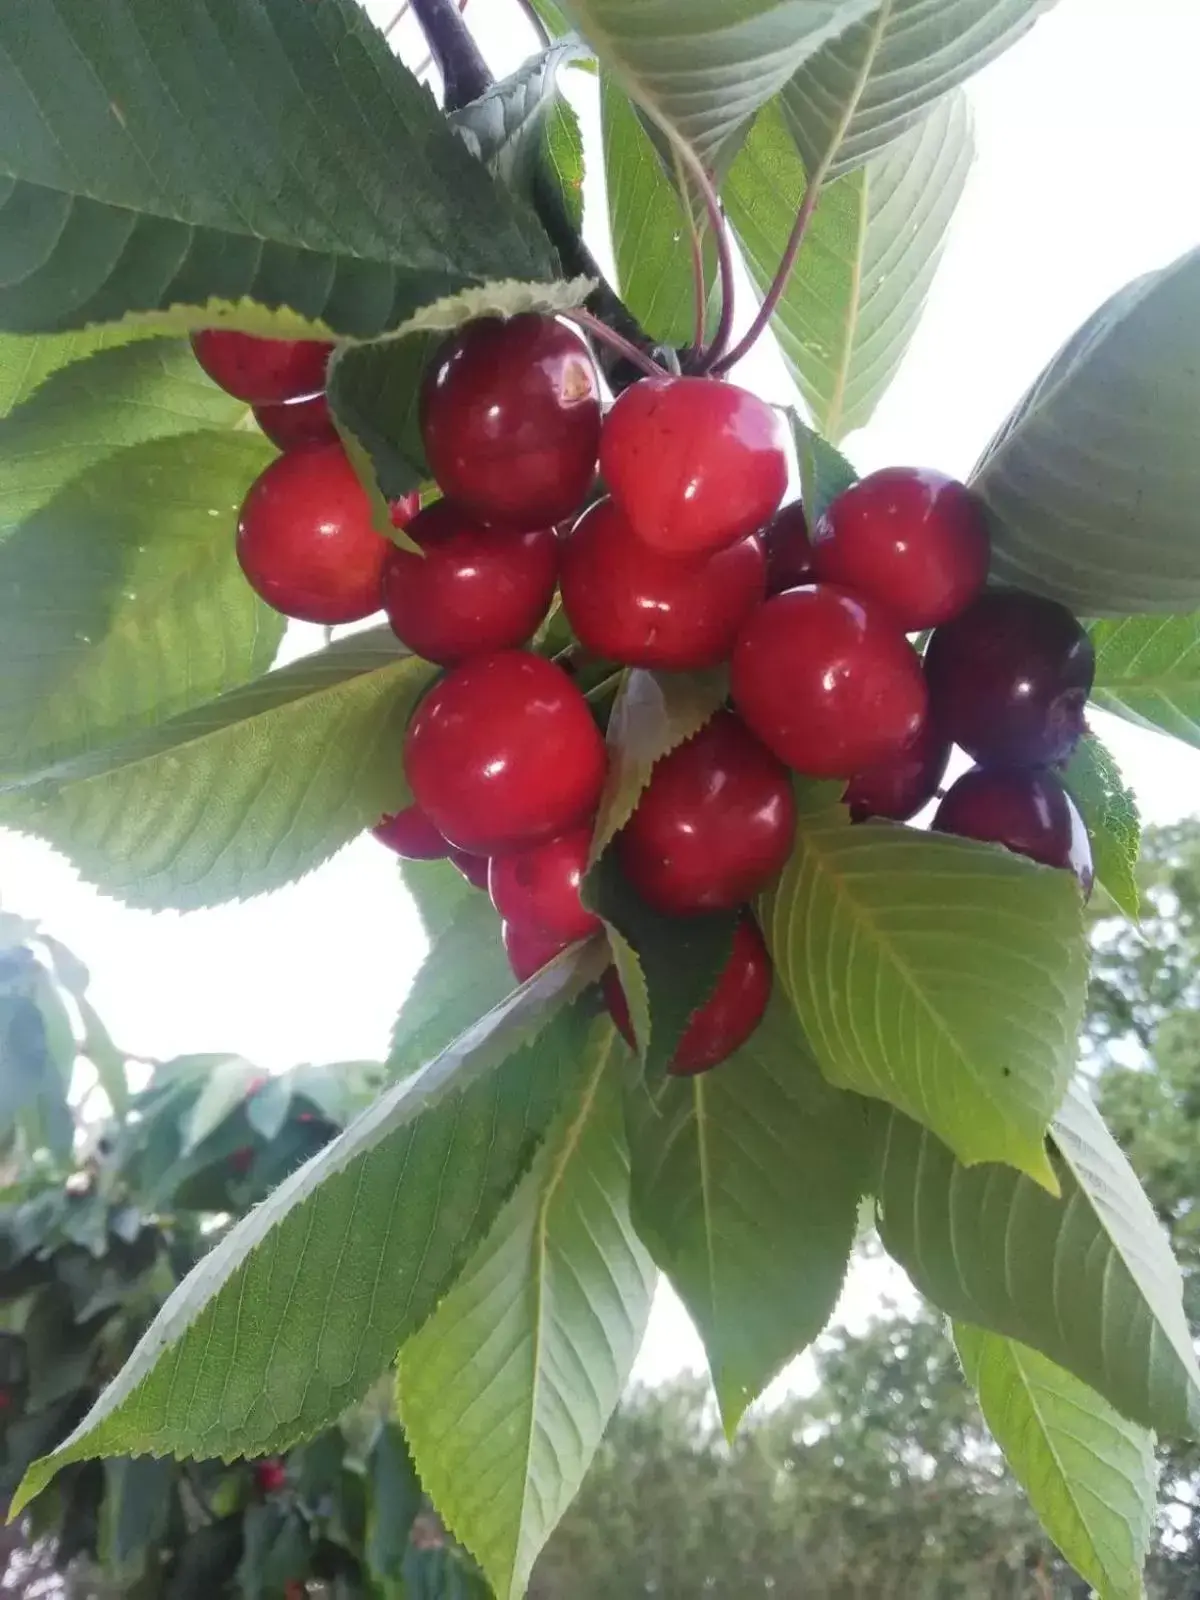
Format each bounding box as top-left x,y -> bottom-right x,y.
12,947 -> 606,1512
1062,732 -> 1140,920
873,1078 -> 1200,1435
397,1018 -> 655,1600
627,988 -> 870,1430
0,431 -> 281,786
0,628 -> 433,911
0,0 -> 558,337
954,1324 -> 1156,1600
972,247 -> 1200,615
759,798 -> 1088,1185
725,92 -> 972,441
1089,614 -> 1200,752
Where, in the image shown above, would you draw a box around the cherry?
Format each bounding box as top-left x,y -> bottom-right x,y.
924,589 -> 1094,767
253,390 -> 337,452
420,314 -> 601,528
812,468 -> 990,629
372,804 -> 448,860
381,500 -> 558,666
760,501 -> 817,596
191,330 -> 332,404
600,377 -> 788,558
616,712 -> 795,915
503,920 -> 573,984
559,498 -> 765,670
731,585 -> 928,778
253,1459 -> 289,1496
448,847 -> 491,890
932,766 -> 1094,893
237,442 -> 396,624
604,917 -> 772,1075
489,825 -> 602,941
404,650 -> 607,855
229,1146 -> 255,1177
843,716 -> 951,823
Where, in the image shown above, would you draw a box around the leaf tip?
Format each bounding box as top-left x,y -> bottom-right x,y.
10,1454 -> 59,1520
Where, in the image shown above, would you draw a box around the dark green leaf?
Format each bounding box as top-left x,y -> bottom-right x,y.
13,946 -> 606,1506
328,335 -> 437,503
627,988 -> 870,1429
366,1423 -> 423,1583
0,431 -> 281,785
101,1456 -> 173,1577
0,0 -> 559,336
1062,733 -> 1140,920
451,43 -> 588,198
789,413 -> 857,523
1089,614 -> 1200,751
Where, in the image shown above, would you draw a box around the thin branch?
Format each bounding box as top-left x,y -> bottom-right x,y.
383,0 -> 412,36
562,309 -> 668,380
666,141 -> 735,373
409,0 -> 488,111
711,177 -> 821,375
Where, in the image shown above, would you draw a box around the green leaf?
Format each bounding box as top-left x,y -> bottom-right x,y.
556,0 -> 877,169
725,92 -> 972,441
181,1057 -> 260,1155
0,431 -> 282,785
366,1423 -> 423,1583
789,413 -> 857,522
0,338 -> 252,542
873,1078 -> 1200,1436
1062,733 -> 1140,920
13,947 -> 606,1511
626,988 -> 870,1430
451,43 -> 588,198
1089,614 -> 1200,752
0,629 -> 433,910
779,0 -> 1042,183
399,856 -> 477,944
397,1018 -> 655,1600
0,326 -> 157,419
0,0 -> 559,337
759,799 -> 1088,1186
972,247 -> 1200,615
544,99 -> 586,233
101,1456 -> 173,1578
389,891 -> 513,1082
954,1325 -> 1156,1600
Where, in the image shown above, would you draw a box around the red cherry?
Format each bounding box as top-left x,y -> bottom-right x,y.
488,825 -> 601,941
760,501 -> 816,596
731,585 -> 928,778
812,468 -> 990,629
253,1459 -> 289,1496
843,716 -> 951,823
924,589 -> 1094,767
559,499 -> 765,670
599,377 -> 788,558
237,442 -> 392,623
604,918 -> 772,1075
253,390 -> 337,452
372,804 -> 449,860
381,501 -> 558,665
932,767 -> 1093,894
229,1146 -> 255,1177
503,920 -> 573,983
420,314 -> 601,528
448,847 -> 491,890
404,650 -> 607,855
191,330 -> 332,404
616,713 -> 795,914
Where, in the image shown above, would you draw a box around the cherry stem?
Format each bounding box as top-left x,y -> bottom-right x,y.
711,178 -> 820,375
409,0 -> 488,110
512,0 -> 551,46
671,148 -> 736,373
563,309 -> 670,380
382,1 -> 412,36
688,227 -> 708,352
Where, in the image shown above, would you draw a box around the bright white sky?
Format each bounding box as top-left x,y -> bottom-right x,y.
2,0 -> 1199,1396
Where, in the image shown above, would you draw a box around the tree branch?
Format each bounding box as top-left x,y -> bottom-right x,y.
409,0 -> 490,111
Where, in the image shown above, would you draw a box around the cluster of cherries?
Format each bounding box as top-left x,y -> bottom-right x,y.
191,313 -> 1095,1077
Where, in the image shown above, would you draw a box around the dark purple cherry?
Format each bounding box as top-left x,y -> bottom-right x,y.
932,766 -> 1093,894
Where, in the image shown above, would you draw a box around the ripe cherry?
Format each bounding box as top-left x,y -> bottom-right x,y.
404,650 -> 607,855
812,468 -> 990,629
924,589 -> 1094,767
760,501 -> 816,596
381,501 -> 558,666
843,716 -> 951,823
253,1459 -> 289,1496
932,766 -> 1094,894
604,917 -> 772,1075
600,377 -> 788,558
448,847 -> 491,890
191,330 -> 332,404
420,314 -> 601,528
616,713 -> 795,915
253,390 -> 337,452
237,442 -> 396,624
731,585 -> 928,778
372,804 -> 448,860
559,498 -> 765,670
503,920 -> 573,984
489,825 -> 601,942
